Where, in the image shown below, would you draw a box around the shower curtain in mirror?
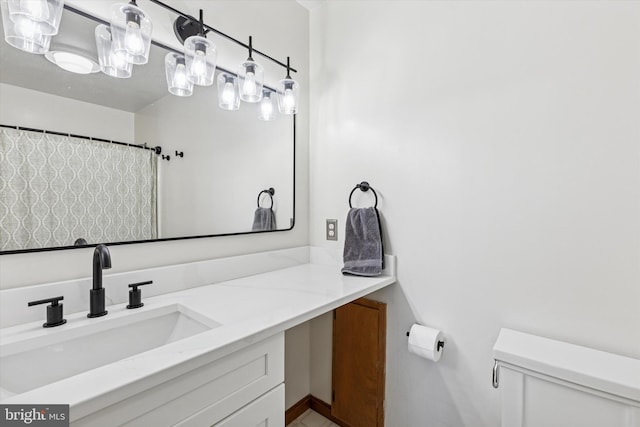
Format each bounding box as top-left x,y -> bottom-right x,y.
0,127 -> 157,251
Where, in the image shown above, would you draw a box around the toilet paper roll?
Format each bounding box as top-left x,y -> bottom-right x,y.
408,324 -> 444,362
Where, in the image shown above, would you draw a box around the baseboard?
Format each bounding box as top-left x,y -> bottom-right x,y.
285,394 -> 311,425
310,396 -> 349,426
285,395 -> 349,427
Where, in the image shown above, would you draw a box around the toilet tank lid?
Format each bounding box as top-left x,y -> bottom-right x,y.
493,328 -> 640,403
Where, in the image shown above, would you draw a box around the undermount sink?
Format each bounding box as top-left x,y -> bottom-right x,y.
0,304 -> 220,398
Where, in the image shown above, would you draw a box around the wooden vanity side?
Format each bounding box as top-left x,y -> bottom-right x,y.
331,298 -> 386,427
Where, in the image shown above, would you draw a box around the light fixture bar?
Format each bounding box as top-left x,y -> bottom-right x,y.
64,4 -> 176,52
146,0 -> 297,73
63,3 -> 293,82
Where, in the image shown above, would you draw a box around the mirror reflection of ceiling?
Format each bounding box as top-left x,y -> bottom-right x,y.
0,8 -> 167,113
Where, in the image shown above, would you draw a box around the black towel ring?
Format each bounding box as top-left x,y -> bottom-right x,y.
257,187 -> 275,209
348,181 -> 378,208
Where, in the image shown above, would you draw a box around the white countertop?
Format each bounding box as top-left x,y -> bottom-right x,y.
0,259 -> 395,421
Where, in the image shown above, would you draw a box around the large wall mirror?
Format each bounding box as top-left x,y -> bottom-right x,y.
0,6 -> 295,254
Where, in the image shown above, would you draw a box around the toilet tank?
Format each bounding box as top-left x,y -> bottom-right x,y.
493,328 -> 640,427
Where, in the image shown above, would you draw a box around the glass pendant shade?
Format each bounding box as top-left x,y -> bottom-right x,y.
6,0 -> 64,36
1,0 -> 51,53
165,52 -> 193,97
277,77 -> 299,115
238,59 -> 263,103
184,35 -> 216,86
95,24 -> 132,78
258,91 -> 276,121
217,73 -> 240,111
109,1 -> 152,65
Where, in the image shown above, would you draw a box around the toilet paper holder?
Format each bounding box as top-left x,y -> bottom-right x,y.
406,331 -> 445,351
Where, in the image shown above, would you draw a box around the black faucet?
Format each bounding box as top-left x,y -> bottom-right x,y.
88,244 -> 111,318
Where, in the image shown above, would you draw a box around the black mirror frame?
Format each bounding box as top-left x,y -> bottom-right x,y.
0,5 -> 296,255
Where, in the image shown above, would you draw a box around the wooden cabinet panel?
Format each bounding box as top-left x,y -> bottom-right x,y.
332,298 -> 386,427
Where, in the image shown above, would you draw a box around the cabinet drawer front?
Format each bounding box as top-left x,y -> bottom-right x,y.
73,333 -> 284,427
213,384 -> 284,427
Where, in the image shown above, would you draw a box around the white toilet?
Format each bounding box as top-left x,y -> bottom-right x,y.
493,328 -> 640,427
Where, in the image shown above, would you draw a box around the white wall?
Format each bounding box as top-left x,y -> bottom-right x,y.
0,83 -> 134,142
309,1 -> 640,426
135,89 -> 294,237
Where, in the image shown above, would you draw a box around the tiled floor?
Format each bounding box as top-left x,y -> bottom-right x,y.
288,409 -> 339,427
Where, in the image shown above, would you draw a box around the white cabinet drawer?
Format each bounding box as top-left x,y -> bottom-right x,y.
213,384 -> 284,427
73,333 -> 284,427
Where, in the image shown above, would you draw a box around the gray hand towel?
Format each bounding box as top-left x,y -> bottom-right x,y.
342,207 -> 384,277
252,207 -> 276,231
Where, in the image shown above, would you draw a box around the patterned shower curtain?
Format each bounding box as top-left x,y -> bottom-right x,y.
0,127 -> 157,251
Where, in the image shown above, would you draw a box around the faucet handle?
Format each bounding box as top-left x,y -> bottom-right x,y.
127,280 -> 153,309
28,296 -> 67,328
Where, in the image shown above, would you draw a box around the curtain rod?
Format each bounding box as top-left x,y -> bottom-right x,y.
147,0 -> 297,73
0,124 -> 162,155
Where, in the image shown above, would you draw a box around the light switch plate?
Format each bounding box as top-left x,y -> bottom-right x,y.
326,219 -> 338,241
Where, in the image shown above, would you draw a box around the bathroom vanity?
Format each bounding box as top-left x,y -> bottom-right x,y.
0,247 -> 396,426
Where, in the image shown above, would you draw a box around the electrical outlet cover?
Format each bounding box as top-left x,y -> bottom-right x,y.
326,219 -> 338,241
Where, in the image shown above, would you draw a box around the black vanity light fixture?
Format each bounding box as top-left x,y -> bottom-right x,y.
165,52 -> 193,96
180,9 -> 216,87
259,90 -> 276,121
109,0 -> 152,65
217,73 -> 240,110
238,36 -> 264,103
276,57 -> 299,115
155,0 -> 299,115
165,8 -> 217,97
1,0 -> 300,117
95,24 -> 133,78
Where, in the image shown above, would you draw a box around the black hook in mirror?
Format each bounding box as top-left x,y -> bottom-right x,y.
257,187 -> 275,208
